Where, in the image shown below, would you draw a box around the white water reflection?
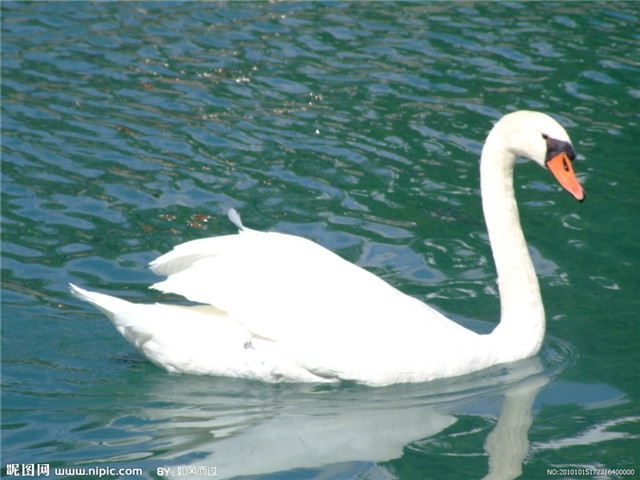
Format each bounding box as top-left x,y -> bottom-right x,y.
106,350 -> 565,480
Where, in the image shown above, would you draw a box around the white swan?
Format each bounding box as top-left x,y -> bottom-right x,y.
70,111 -> 584,387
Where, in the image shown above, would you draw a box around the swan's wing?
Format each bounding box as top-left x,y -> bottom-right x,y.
150,228 -> 468,355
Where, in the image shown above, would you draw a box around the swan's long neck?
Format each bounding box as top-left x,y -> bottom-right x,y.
480,134 -> 545,361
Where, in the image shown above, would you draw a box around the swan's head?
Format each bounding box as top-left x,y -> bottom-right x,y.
487,110 -> 585,201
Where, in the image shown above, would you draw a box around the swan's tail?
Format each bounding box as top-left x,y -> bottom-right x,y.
68,283 -> 279,378
69,283 -> 133,325
70,283 -> 193,367
70,283 -> 160,354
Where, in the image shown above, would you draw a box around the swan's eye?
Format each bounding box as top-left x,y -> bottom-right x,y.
541,133 -> 549,140
544,137 -> 576,163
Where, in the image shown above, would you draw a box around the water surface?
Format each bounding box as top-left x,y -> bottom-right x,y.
2,2 -> 639,479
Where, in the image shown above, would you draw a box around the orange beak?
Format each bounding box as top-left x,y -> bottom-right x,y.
547,152 -> 585,202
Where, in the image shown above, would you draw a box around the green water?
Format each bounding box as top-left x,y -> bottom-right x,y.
2,2 -> 639,479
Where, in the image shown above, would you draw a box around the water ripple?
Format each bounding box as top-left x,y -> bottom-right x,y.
3,1 -> 639,477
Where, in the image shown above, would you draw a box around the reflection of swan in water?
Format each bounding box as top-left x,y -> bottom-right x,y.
105,344 -> 568,480
482,375 -> 547,480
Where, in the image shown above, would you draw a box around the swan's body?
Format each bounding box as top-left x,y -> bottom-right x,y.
70,111 -> 584,387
